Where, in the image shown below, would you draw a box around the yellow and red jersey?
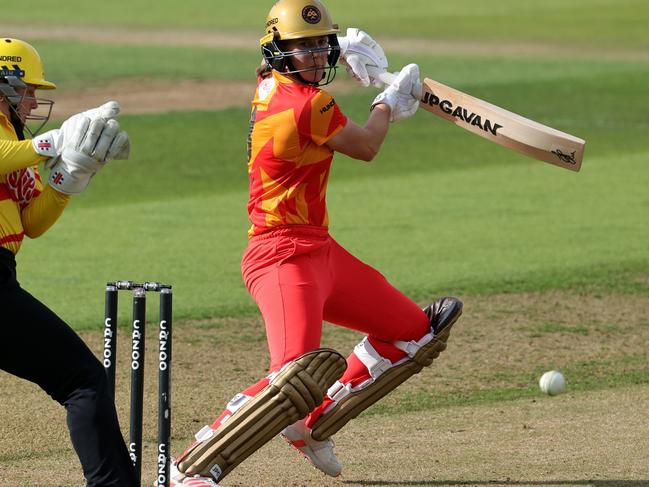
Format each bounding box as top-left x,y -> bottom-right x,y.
246,70 -> 348,238
0,113 -> 69,253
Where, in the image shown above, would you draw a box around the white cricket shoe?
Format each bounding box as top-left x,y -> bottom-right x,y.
281,418 -> 342,477
169,478 -> 220,487
164,458 -> 222,487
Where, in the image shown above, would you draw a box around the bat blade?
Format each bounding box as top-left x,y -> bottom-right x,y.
373,70 -> 585,171
419,78 -> 584,171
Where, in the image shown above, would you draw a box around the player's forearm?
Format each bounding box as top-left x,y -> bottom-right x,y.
0,139 -> 46,174
361,104 -> 391,158
327,105 -> 390,161
21,185 -> 71,238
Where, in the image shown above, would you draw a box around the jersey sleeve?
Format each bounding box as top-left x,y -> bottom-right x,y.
0,139 -> 46,174
21,182 -> 70,238
299,90 -> 348,146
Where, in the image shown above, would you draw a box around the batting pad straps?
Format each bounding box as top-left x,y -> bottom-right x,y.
195,425 -> 216,442
323,334 -> 428,409
394,329 -> 435,359
321,338 -> 397,413
354,337 -> 394,379
326,381 -> 352,404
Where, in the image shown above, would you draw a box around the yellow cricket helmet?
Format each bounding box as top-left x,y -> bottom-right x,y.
0,38 -> 55,136
0,38 -> 56,90
260,0 -> 341,86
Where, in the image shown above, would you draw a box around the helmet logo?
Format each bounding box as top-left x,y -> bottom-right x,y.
302,5 -> 321,24
0,64 -> 25,77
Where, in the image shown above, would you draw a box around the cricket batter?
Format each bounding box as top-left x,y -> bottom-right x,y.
170,1 -> 463,485
0,38 -> 136,486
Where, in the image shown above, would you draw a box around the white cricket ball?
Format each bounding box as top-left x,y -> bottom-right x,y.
539,370 -> 566,396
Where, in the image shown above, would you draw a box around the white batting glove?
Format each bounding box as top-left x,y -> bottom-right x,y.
337,28 -> 388,88
35,101 -> 125,165
48,118 -> 130,195
371,64 -> 420,122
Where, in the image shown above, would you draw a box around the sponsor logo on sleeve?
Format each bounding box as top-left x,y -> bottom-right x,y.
319,98 -> 335,115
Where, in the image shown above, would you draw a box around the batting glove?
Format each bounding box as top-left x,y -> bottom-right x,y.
338,28 -> 388,88
371,63 -> 420,122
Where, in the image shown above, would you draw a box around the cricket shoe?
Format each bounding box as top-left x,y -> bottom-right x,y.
282,418 -> 342,477
162,458 -> 222,487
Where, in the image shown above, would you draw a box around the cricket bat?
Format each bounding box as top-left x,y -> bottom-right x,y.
372,69 -> 585,172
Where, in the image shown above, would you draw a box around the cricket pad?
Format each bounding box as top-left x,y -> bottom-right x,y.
177,348 -> 347,482
311,297 -> 463,441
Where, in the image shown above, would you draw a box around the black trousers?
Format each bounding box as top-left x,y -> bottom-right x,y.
0,248 -> 138,487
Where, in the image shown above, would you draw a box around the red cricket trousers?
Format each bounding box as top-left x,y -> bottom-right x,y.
211,225 -> 429,428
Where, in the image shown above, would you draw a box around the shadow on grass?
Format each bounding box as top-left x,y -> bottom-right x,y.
343,481 -> 648,486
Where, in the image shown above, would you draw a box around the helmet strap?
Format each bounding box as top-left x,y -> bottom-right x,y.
9,107 -> 25,140
282,57 -> 313,85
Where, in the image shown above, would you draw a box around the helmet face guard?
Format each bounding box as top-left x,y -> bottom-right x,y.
0,38 -> 56,136
0,76 -> 53,137
20,93 -> 54,138
261,34 -> 340,86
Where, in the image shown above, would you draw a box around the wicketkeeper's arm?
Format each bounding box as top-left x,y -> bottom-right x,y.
0,139 -> 46,174
21,183 -> 70,238
0,101 -> 126,175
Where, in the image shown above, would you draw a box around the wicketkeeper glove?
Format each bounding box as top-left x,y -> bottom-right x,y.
371,63 -> 420,122
48,117 -> 130,195
337,28 -> 388,88
32,101 -> 124,160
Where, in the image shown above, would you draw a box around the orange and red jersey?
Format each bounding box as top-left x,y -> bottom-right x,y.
0,112 -> 69,254
246,70 -> 348,237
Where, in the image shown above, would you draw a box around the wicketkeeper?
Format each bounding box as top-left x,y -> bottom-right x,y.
0,38 -> 136,486
169,1 -> 463,485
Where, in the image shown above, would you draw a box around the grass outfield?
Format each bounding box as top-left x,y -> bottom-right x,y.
32,42 -> 646,90
4,0 -> 648,50
18,54 -> 649,328
33,43 -> 259,90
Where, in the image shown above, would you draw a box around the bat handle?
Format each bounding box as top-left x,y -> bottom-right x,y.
374,70 -> 396,85
366,66 -> 422,99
